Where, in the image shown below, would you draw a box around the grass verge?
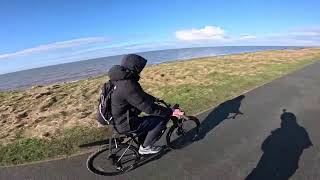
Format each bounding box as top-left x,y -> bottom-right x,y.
0,126 -> 110,166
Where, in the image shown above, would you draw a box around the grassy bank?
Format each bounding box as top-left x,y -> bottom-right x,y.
0,126 -> 110,166
1,48 -> 320,166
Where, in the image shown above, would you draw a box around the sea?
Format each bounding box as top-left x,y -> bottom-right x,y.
0,46 -> 301,91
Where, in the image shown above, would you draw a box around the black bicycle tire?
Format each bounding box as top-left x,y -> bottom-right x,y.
86,144 -> 140,176
166,116 -> 200,149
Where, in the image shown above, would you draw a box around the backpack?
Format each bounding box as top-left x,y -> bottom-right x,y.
97,80 -> 116,125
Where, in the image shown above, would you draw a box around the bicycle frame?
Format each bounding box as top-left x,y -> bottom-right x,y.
107,129 -> 142,167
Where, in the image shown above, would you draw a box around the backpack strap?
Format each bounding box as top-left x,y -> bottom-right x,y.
97,81 -> 116,125
98,102 -> 110,124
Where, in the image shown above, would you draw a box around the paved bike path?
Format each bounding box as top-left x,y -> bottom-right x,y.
1,61 -> 320,180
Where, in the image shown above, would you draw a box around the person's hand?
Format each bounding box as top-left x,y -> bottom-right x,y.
172,109 -> 184,118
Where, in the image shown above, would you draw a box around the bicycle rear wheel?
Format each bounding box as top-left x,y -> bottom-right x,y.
86,143 -> 140,176
166,116 -> 200,149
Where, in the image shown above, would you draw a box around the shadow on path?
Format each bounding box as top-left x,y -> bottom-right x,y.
245,109 -> 313,180
197,95 -> 245,139
161,95 -> 246,149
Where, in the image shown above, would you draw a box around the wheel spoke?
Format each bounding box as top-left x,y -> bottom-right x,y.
120,157 -> 137,166
87,144 -> 139,176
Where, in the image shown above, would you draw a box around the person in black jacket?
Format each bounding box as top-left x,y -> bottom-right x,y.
108,54 -> 183,154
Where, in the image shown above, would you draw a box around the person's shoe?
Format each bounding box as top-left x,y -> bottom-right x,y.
138,145 -> 162,155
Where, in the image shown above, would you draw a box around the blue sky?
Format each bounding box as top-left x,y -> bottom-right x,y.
1,0 -> 320,74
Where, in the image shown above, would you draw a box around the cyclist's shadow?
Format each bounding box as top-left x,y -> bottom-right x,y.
168,95 -> 246,149
197,95 -> 245,140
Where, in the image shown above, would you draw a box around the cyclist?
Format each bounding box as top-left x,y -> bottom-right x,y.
108,54 -> 184,154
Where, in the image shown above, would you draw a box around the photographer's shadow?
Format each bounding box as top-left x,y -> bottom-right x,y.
245,109 -> 313,180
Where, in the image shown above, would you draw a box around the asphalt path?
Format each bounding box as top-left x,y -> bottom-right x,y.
1,61 -> 320,180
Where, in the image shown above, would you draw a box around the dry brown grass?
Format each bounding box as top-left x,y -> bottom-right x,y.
0,77 -> 105,144
140,48 -> 320,96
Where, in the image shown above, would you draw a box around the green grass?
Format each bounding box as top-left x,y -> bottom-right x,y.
0,126 -> 110,166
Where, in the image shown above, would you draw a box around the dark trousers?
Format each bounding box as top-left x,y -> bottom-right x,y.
131,116 -> 168,147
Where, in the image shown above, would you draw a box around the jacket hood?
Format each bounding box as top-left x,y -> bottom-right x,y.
108,65 -> 130,81
121,54 -> 147,74
108,65 -> 140,81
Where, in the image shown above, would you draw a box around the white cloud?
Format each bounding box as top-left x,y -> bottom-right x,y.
0,37 -> 107,59
176,26 -> 226,41
239,35 -> 257,40
289,31 -> 320,36
289,26 -> 320,36
253,27 -> 320,46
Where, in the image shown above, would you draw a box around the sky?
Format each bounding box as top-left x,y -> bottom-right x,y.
0,0 -> 320,74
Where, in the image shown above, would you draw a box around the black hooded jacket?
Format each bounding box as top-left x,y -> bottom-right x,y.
108,54 -> 172,133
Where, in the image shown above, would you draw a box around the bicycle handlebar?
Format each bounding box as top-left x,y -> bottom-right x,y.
157,100 -> 189,120
156,99 -> 182,114
156,99 -> 167,106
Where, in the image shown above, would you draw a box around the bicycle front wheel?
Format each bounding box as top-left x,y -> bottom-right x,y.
86,143 -> 140,176
166,116 -> 200,149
